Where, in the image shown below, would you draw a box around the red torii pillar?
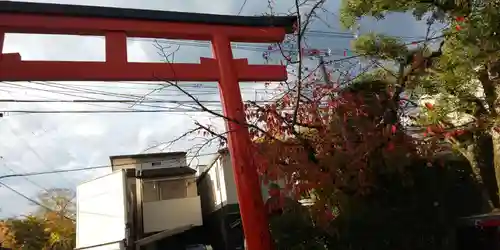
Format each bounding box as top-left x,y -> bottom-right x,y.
0,2 -> 295,250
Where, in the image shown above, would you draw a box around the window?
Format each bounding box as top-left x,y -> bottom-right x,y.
151,162 -> 162,167
159,179 -> 187,200
142,179 -> 189,202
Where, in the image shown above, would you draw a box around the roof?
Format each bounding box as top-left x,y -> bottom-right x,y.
110,151 -> 187,161
0,2 -> 296,32
132,167 -> 197,178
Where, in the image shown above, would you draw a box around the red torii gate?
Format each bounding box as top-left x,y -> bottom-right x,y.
0,2 -> 295,250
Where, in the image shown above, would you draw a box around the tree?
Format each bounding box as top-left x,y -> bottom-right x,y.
338,0 -> 500,212
247,74 -> 486,249
36,188 -> 76,250
149,0 -> 485,248
35,188 -> 76,219
0,188 -> 76,250
43,210 -> 76,250
2,216 -> 49,250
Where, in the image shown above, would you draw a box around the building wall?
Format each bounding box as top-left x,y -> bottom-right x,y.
111,155 -> 187,171
142,175 -> 198,202
197,151 -> 291,250
198,150 -> 286,215
140,174 -> 201,233
76,171 -> 127,250
221,153 -> 238,205
142,196 -> 203,233
109,153 -> 202,237
219,151 -> 285,205
198,155 -> 228,215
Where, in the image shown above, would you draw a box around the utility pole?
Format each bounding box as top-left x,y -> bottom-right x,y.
318,55 -> 331,86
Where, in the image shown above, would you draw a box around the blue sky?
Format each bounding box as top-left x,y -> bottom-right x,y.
0,0 -> 431,217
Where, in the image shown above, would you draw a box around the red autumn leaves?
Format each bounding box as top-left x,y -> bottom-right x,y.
423,102 -> 466,138
251,81 -> 420,222
424,102 -> 434,110
456,16 -> 466,31
425,124 -> 465,138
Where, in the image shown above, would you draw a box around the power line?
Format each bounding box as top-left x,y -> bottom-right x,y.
5,122 -> 74,187
0,181 -> 75,221
1,82 -> 213,113
127,31 -> 423,49
0,81 -> 277,111
237,0 -> 247,15
0,109 -> 223,114
0,35 -> 449,116
0,99 -> 272,104
13,81 -> 180,111
0,84 -> 272,98
0,104 -> 277,114
0,81 -> 272,91
0,159 -> 49,194
0,151 -> 219,181
0,166 -> 108,181
1,123 -> 54,193
33,81 -> 276,98
0,151 -> 219,220
0,84 -> 148,113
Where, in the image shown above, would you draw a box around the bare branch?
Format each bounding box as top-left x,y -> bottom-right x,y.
195,121 -> 228,142
160,80 -> 283,141
142,126 -> 203,152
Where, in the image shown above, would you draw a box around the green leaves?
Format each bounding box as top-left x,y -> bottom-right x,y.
340,0 -> 500,213
351,33 -> 408,61
7,216 -> 49,250
339,0 -> 428,28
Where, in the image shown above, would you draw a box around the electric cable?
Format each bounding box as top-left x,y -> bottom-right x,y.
0,181 -> 75,221
0,151 -> 220,220
0,152 -> 219,182
5,122 -> 74,187
0,99 -> 273,104
0,165 -> 108,181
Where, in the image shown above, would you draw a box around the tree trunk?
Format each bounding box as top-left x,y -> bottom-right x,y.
471,132 -> 500,211
477,66 -> 500,212
491,129 -> 500,210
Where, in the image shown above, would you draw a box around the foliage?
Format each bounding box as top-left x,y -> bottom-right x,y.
352,33 -> 409,61
269,205 -> 333,250
43,210 -> 76,250
245,76 -> 483,249
339,0 -> 471,29
338,0 -> 500,212
3,215 -> 49,250
246,77 -> 412,247
249,79 -> 413,200
159,0 -> 496,248
0,188 -> 76,250
324,157 -> 482,250
35,188 -> 76,219
241,1 -> 494,244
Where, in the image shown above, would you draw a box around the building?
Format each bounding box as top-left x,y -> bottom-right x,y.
197,149 -> 286,250
76,152 -> 207,250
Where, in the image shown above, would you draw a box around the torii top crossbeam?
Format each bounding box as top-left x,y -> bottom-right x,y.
0,1 -> 295,82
